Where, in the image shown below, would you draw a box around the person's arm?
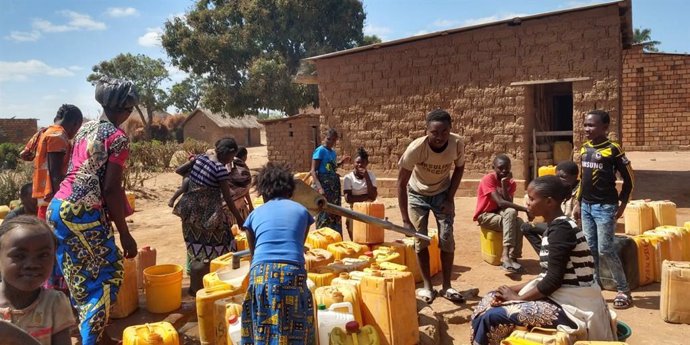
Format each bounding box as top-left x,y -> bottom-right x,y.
310,158 -> 323,194
244,192 -> 254,212
220,180 -> 244,225
51,328 -> 71,345
615,154 -> 635,220
103,163 -> 137,258
364,172 -> 378,201
398,168 -> 414,228
0,321 -> 42,345
46,151 -> 66,197
175,159 -> 196,176
337,155 -> 351,168
490,190 -> 528,213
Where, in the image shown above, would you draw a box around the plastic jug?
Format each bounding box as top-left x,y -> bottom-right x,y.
637,234 -> 672,282
327,257 -> 371,273
352,202 -> 385,244
317,302 -> 356,345
235,232 -> 248,251
646,229 -> 684,261
308,266 -> 337,287
137,246 -> 157,290
624,202 -> 654,235
196,285 -> 241,345
630,236 -> 656,286
371,247 -> 403,265
599,235 -> 639,291
190,258 -> 210,297
122,321 -> 180,345
252,196 -> 264,208
327,241 -> 367,260
372,242 -> 406,264
305,248 -> 335,271
213,295 -> 243,345
330,321 -> 381,345
226,315 -> 242,345
538,165 -> 557,177
112,258 -> 139,319
359,270 -> 418,345
480,227 -> 503,266
0,205 -> 9,219
143,264 -> 183,313
397,238 -> 422,283
125,191 -> 136,211
649,200 -> 677,227
203,262 -> 250,292
307,227 -> 343,249
427,229 -> 442,276
653,226 -> 690,261
331,272 -> 363,294
660,260 -> 690,324
371,262 -> 408,273
314,285 -> 363,325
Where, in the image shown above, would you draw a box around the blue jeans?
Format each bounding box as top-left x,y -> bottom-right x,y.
581,202 -> 629,292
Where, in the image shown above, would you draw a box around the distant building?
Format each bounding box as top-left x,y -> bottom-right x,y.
183,108 -> 263,146
0,118 -> 38,144
259,113 -> 321,172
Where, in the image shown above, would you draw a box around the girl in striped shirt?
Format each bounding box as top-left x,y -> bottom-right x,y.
471,176 -> 615,344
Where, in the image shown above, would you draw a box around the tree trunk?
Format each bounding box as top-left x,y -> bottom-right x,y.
134,104 -> 151,139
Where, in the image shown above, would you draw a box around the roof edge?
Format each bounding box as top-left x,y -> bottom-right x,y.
305,0 -> 624,61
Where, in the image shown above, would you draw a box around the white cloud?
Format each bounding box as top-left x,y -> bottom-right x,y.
68,66 -> 83,71
0,60 -> 75,82
433,19 -> 462,29
167,64 -> 189,83
32,10 -> 106,33
106,7 -> 139,18
138,27 -> 163,47
363,24 -> 392,39
5,30 -> 41,42
461,13 -> 529,27
563,0 -> 608,9
413,30 -> 430,36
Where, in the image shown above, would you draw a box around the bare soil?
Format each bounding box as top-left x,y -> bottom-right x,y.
108,148 -> 690,344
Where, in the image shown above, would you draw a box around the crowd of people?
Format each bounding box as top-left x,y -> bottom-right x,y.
0,84 -> 633,345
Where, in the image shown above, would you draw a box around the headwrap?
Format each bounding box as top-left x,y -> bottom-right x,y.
95,77 -> 139,110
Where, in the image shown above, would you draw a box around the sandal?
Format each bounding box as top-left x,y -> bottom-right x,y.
416,288 -> 436,304
501,262 -> 519,273
438,287 -> 466,304
613,292 -> 632,309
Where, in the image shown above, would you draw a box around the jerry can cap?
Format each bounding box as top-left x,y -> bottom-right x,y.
318,304 -> 326,310
339,272 -> 349,279
345,321 -> 360,333
364,251 -> 373,257
228,315 -> 239,324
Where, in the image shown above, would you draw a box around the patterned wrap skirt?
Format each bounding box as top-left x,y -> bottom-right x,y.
241,262 -> 315,345
470,291 -> 576,345
315,172 -> 342,233
47,199 -> 123,345
173,180 -> 236,261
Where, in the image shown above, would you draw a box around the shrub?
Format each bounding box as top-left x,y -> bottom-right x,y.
0,143 -> 23,170
0,164 -> 32,205
182,138 -> 211,155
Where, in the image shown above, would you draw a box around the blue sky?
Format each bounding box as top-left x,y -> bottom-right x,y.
1,0 -> 688,126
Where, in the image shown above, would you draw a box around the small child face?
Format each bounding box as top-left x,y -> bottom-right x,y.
354,156 -> 368,173
0,226 -> 55,292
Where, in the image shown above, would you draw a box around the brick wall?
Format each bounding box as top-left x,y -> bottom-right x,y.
183,115 -> 261,147
0,118 -> 38,144
261,114 -> 320,172
622,45 -> 690,150
314,4 -> 623,181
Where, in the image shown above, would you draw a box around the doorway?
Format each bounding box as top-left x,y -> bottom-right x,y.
529,82 -> 574,178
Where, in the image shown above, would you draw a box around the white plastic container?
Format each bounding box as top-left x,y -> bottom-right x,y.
307,278 -> 316,293
317,302 -> 355,345
227,315 -> 242,345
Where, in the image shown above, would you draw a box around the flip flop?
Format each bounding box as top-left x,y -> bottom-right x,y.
438,287 -> 465,304
613,292 -> 633,309
416,288 -> 436,304
501,262 -> 519,273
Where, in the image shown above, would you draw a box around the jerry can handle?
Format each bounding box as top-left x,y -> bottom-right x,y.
329,301 -> 353,314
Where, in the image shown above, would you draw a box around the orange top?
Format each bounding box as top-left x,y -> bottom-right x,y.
32,124 -> 70,200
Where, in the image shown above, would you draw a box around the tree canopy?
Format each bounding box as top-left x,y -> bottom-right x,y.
633,28 -> 661,52
161,0 -> 367,116
87,53 -> 169,137
167,75 -> 205,113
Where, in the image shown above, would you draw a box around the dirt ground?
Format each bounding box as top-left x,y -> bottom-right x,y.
112,147 -> 690,344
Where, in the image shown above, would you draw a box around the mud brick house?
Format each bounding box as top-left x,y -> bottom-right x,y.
0,118 -> 38,144
299,1 -> 634,196
259,113 -> 321,172
622,45 -> 690,150
183,108 -> 263,147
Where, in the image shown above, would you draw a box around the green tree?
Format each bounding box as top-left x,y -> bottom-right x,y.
161,0 -> 366,116
87,53 -> 169,138
362,35 -> 382,45
168,75 -> 205,113
633,28 -> 661,52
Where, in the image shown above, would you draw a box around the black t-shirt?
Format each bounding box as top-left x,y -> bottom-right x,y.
578,139 -> 634,205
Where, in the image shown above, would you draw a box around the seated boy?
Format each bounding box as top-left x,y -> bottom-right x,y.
520,161 -> 580,254
473,154 -> 528,272
5,183 -> 37,220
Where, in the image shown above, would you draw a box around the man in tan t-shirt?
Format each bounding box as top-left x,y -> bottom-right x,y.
398,109 -> 465,304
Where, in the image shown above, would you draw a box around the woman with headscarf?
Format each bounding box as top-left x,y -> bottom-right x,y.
173,138 -> 245,295
47,77 -> 138,345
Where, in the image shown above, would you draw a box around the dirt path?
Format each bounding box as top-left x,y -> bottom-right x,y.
118,148 -> 690,344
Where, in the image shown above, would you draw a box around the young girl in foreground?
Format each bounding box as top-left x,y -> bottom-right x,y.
0,216 -> 75,345
471,176 -> 615,344
241,162 -> 315,344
